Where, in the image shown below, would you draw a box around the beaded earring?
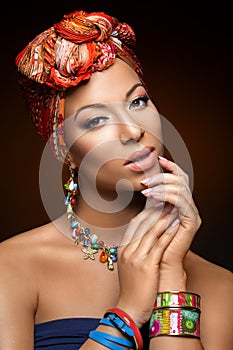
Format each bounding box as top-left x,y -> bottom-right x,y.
64,164 -> 79,210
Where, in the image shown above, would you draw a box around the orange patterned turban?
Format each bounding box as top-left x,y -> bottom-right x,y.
15,10 -> 145,161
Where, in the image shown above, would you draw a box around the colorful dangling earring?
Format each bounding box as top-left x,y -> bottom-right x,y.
64,164 -> 118,271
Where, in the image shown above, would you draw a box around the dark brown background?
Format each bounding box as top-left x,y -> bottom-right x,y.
1,1 -> 232,271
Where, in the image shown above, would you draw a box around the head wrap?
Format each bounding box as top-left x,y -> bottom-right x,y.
15,10 -> 145,161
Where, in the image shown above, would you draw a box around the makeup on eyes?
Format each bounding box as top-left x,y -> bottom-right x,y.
72,84 -> 150,130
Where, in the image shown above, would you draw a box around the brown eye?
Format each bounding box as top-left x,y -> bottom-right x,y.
129,95 -> 149,110
85,116 -> 108,129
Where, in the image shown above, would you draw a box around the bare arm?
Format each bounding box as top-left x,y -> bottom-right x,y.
196,266 -> 233,349
0,242 -> 37,350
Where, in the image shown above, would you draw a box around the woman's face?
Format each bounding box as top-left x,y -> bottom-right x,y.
64,58 -> 163,196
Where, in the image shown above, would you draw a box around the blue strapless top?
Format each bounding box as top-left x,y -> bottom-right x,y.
34,317 -> 150,349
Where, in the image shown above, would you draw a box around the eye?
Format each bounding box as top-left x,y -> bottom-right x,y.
84,116 -> 109,129
129,94 -> 149,110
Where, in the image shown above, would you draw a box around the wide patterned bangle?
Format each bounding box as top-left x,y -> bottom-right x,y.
149,307 -> 201,338
154,291 -> 201,309
105,307 -> 143,350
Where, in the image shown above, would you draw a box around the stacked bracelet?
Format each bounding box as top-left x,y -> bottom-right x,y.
89,330 -> 134,349
105,308 -> 143,350
88,307 -> 143,350
149,291 -> 201,339
155,291 -> 201,309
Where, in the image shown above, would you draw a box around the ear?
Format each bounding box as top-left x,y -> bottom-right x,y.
65,150 -> 79,170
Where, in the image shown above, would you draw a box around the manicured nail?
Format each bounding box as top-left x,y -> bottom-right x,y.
158,155 -> 168,161
141,188 -> 150,195
140,178 -> 150,184
166,218 -> 180,233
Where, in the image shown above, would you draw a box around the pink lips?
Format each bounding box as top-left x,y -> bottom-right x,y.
124,146 -> 156,172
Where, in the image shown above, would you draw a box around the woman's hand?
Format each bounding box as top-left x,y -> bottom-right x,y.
141,156 -> 202,290
116,205 -> 180,328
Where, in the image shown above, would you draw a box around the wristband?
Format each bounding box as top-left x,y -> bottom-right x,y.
105,307 -> 143,350
89,329 -> 134,349
104,313 -> 135,337
149,307 -> 200,338
155,291 -> 201,309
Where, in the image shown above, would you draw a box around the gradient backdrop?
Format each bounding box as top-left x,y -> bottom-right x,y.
1,1 -> 232,271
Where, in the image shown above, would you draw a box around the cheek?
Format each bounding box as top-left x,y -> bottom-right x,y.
70,135 -> 100,168
132,109 -> 163,143
69,129 -> 117,169
96,160 -> 120,184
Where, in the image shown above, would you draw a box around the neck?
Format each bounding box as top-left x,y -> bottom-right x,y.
74,191 -> 146,230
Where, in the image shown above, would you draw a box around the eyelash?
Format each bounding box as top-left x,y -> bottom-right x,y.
84,94 -> 150,129
129,94 -> 149,110
84,116 -> 108,129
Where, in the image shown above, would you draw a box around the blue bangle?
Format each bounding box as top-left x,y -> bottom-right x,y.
104,312 -> 135,338
99,317 -> 115,328
89,330 -> 134,349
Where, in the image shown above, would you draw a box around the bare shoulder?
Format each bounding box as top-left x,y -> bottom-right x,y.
0,220 -> 72,346
0,221 -> 67,289
0,216 -> 73,279
0,221 -> 57,262
0,220 -> 72,309
185,250 -> 233,292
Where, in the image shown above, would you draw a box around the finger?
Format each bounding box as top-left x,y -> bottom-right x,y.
148,217 -> 180,257
142,184 -> 195,219
158,156 -> 189,184
141,172 -> 188,188
120,206 -> 165,246
121,210 -> 179,258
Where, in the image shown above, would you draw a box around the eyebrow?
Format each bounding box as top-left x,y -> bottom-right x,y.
74,82 -> 144,119
74,103 -> 107,120
125,83 -> 144,98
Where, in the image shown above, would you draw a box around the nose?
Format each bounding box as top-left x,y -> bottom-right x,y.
119,122 -> 145,144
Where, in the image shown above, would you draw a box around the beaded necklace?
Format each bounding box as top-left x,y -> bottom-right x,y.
64,173 -> 118,271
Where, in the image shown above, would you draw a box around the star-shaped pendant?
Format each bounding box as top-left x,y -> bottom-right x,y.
81,246 -> 98,260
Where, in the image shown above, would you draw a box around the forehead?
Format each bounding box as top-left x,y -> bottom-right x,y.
64,59 -> 142,116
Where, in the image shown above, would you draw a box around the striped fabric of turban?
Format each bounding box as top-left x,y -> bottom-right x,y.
15,10 -> 145,160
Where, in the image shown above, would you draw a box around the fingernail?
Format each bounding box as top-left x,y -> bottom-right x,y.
158,155 -> 168,161
141,188 -> 150,195
166,218 -> 180,233
146,198 -> 164,209
140,178 -> 150,184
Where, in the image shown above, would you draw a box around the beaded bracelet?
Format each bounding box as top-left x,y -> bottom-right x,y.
149,307 -> 200,338
105,307 -> 143,350
154,291 -> 201,310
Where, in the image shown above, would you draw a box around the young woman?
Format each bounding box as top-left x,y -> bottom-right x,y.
0,9 -> 232,350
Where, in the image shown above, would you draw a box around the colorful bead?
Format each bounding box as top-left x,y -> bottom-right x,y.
100,251 -> 108,263
98,240 -> 105,248
92,243 -> 99,250
72,229 -> 77,239
71,221 -> 78,228
64,172 -> 118,271
83,239 -> 89,247
84,228 -> 90,235
90,234 -> 98,244
111,255 -> 117,262
70,198 -> 77,206
69,180 -> 75,191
